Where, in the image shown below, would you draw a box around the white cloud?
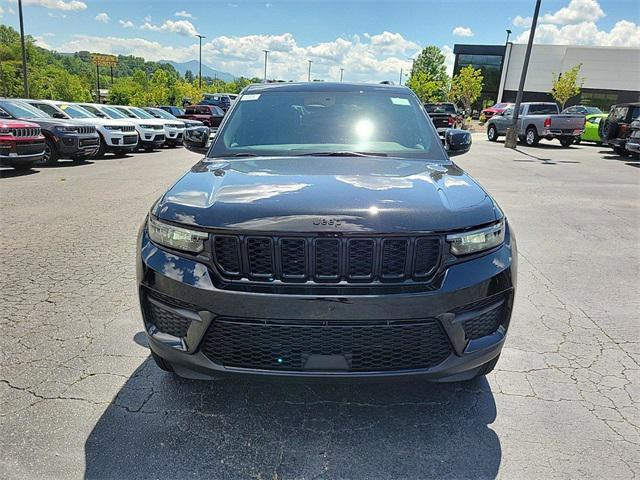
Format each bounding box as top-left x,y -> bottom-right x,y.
33,35 -> 52,49
452,26 -> 474,37
516,19 -> 640,47
144,15 -> 152,22
540,0 -> 605,25
174,10 -> 194,18
512,16 -> 532,28
441,45 -> 455,75
119,19 -> 134,29
0,5 -> 4,17
141,19 -> 199,37
52,31 -> 429,83
95,12 -> 109,23
22,0 -> 87,11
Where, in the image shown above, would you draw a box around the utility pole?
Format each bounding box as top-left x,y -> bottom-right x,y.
399,68 -> 403,85
340,68 -> 344,82
195,34 -> 206,89
95,64 -> 101,103
18,0 -> 29,97
263,50 -> 269,83
505,0 -> 541,149
307,60 -> 312,82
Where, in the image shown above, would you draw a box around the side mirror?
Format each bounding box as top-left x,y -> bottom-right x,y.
52,112 -> 67,119
184,126 -> 211,154
444,129 -> 472,156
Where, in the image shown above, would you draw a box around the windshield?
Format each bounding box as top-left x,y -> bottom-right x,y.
584,106 -> 602,115
494,103 -> 510,109
100,106 -> 128,119
148,108 -> 175,120
210,89 -> 445,160
130,107 -> 154,119
0,100 -> 50,119
528,104 -> 559,115
424,103 -> 456,114
57,104 -> 93,118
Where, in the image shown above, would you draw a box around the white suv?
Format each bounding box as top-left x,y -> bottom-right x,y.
117,106 -> 185,148
113,105 -> 167,151
79,104 -> 165,152
25,100 -> 138,157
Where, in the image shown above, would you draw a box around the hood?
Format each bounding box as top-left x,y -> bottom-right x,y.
155,156 -> 499,233
18,118 -> 89,130
117,117 -> 165,127
0,119 -> 39,129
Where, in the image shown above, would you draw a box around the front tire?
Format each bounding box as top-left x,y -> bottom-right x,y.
613,146 -> 629,157
42,138 -> 59,165
573,137 -> 581,145
559,137 -> 573,148
487,124 -> 498,142
525,127 -> 539,146
95,134 -> 107,158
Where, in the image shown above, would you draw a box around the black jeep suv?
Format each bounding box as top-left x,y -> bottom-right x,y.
138,82 -> 516,382
600,102 -> 640,157
0,99 -> 99,165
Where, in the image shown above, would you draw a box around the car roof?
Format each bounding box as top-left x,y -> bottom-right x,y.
243,82 -> 411,95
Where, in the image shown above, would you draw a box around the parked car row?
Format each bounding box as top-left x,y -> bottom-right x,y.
483,100 -> 639,158
0,98 -> 213,170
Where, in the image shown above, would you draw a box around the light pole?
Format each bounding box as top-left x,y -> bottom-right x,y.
505,29 -> 512,44
307,60 -> 312,82
195,34 -> 206,89
263,50 -> 269,83
399,68 -> 403,85
340,68 -> 344,82
505,0 -> 541,149
18,0 -> 29,97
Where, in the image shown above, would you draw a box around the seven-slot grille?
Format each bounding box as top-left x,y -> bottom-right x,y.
8,127 -> 41,138
212,234 -> 441,284
120,125 -> 136,132
75,126 -> 96,134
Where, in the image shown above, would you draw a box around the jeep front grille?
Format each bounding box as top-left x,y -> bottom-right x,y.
212,234 -> 441,284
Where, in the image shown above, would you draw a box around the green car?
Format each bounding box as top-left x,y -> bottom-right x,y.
577,113 -> 608,144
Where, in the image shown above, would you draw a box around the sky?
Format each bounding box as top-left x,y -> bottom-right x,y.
0,0 -> 638,82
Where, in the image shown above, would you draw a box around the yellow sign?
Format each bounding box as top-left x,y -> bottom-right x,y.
90,54 -> 118,67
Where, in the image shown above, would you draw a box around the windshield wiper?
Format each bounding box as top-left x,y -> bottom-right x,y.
297,151 -> 388,157
212,153 -> 258,158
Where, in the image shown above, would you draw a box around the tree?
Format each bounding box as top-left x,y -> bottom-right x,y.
184,70 -> 194,83
410,46 -> 449,85
406,72 -> 447,103
449,65 -> 484,119
550,64 -> 584,109
407,45 -> 450,102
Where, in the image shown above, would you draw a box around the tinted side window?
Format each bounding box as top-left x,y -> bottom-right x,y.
34,103 -> 61,117
185,107 -> 197,114
630,106 -> 640,120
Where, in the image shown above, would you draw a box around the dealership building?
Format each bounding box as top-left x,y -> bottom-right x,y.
453,43 -> 640,112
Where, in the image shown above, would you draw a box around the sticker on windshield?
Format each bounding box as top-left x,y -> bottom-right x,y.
241,94 -> 261,101
390,97 -> 410,106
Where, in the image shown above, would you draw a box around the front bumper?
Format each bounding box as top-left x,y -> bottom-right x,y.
103,130 -> 139,149
56,133 -> 100,158
137,225 -> 517,381
0,138 -> 45,166
164,126 -> 185,144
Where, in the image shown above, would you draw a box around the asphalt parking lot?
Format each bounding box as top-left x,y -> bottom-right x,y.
1,137 -> 638,479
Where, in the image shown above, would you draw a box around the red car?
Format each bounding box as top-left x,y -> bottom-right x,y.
481,103 -> 514,121
178,105 -> 225,128
0,118 -> 45,170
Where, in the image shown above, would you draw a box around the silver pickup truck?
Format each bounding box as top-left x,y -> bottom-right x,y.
486,102 -> 585,147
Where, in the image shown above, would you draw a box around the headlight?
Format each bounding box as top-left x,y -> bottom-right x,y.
147,216 -> 208,253
446,219 -> 505,256
0,128 -> 11,134
139,124 -> 155,129
55,126 -> 78,133
103,125 -> 121,131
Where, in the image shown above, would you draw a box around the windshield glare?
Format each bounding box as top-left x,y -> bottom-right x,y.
149,108 -> 175,119
101,106 -> 127,119
58,104 -> 93,118
210,90 -> 445,160
0,101 -> 50,119
130,107 -> 154,119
